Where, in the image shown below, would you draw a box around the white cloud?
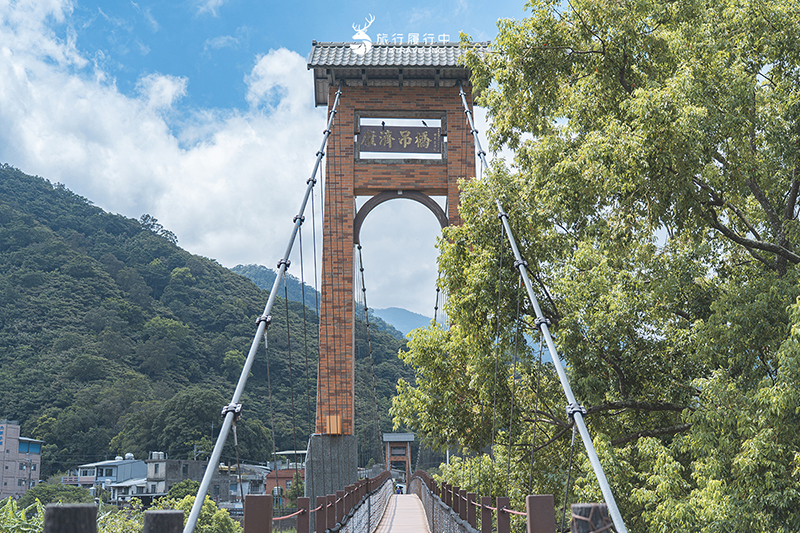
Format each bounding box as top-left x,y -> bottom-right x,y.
204,34 -> 238,52
136,72 -> 188,110
0,0 -> 498,316
0,0 -> 325,278
196,0 -> 226,17
130,1 -> 159,32
245,48 -> 309,111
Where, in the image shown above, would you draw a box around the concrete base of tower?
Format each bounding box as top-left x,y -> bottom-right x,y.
304,433 -> 358,529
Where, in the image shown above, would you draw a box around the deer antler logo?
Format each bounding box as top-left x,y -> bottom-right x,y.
350,14 -> 375,56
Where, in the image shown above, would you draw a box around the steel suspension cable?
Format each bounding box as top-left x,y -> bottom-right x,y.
490,217 -> 505,496
356,243 -> 384,469
506,276 -> 523,496
283,276 -> 299,468
265,326 -> 280,511
561,426 -> 577,533
457,82 -> 628,533
297,225 -> 313,436
183,85 -> 343,533
529,338 -> 544,493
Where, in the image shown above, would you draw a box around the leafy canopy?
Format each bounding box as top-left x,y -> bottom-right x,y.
392,0 -> 800,531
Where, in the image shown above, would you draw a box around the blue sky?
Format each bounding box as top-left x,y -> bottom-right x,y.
67,1 -> 524,110
0,0 -> 526,315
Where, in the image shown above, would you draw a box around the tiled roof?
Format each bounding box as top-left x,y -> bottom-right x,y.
307,42 -> 488,69
307,41 -> 489,106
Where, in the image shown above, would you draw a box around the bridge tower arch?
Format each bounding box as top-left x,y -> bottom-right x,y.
305,40 -> 482,504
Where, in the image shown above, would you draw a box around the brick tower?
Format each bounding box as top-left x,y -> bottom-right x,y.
305,41 -> 482,505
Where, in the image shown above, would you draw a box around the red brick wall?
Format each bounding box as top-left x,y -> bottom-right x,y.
316,84 -> 476,435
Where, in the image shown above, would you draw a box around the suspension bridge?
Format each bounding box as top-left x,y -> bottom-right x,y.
172,40 -> 629,533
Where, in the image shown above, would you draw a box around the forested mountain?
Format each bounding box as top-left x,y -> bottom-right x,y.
372,307 -> 432,336
230,264 -> 320,315
232,263 -> 407,341
0,164 -> 409,477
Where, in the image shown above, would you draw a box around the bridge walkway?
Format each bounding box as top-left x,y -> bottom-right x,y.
374,494 -> 430,533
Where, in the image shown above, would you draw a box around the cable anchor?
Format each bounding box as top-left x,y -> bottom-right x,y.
221,403 -> 243,422
566,403 -> 587,422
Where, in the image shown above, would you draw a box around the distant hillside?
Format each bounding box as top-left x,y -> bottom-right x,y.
0,164 -> 410,476
373,307 -> 433,335
230,264 -> 319,314
233,264 -> 407,340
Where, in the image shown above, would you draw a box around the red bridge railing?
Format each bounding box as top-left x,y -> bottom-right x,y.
410,470 -> 557,533
243,471 -> 393,533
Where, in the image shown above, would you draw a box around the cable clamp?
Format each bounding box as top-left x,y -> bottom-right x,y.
294,215 -> 305,224
316,150 -> 325,157
323,129 -> 331,135
222,403 -> 243,422
478,150 -> 486,157
514,259 -> 528,269
534,316 -> 551,328
256,315 -> 272,326
277,259 -> 291,270
307,177 -> 317,185
566,403 -> 587,422
497,211 -> 508,220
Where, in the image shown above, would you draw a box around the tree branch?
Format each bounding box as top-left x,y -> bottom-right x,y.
618,47 -> 632,94
524,45 -> 604,55
784,170 -> 799,222
585,399 -> 689,415
693,176 -> 762,241
522,410 -> 570,428
531,425 -> 572,454
746,177 -> 783,239
611,423 -> 692,446
706,210 -> 800,265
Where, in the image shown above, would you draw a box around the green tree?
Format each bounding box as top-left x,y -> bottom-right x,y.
285,471 -> 305,507
167,479 -> 201,500
153,495 -> 242,533
18,483 -> 93,508
393,0 -> 800,531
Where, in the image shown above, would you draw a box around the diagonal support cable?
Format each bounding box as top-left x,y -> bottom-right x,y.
183,84 -> 343,533
457,82 -> 628,533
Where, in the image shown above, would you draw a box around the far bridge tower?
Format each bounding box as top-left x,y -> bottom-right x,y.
305,39 -> 481,506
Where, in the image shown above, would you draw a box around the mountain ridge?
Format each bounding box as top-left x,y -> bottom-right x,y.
0,163 -> 411,476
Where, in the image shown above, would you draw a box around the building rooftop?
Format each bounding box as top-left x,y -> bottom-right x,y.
76,459 -> 142,468
108,477 -> 147,488
383,433 -> 415,442
307,41 -> 489,106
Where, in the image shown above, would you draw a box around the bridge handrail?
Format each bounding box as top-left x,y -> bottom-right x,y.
409,470 -> 556,533
259,470 -> 392,533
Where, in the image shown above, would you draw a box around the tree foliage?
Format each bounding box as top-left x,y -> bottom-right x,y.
0,164 -> 411,477
17,483 -> 93,509
392,0 -> 800,530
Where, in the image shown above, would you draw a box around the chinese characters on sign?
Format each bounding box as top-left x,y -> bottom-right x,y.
375,33 -> 451,44
359,126 -> 442,155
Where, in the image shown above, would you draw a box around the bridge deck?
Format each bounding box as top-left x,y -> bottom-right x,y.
374,494 -> 430,533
